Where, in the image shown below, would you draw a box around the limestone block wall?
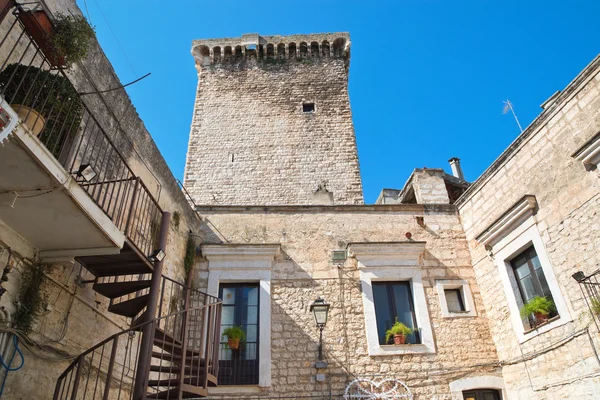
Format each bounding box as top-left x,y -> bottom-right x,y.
457,56 -> 600,399
194,205 -> 500,399
184,34 -> 363,206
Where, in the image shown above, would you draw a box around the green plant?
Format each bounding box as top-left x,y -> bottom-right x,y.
519,296 -> 555,318
385,318 -> 413,343
590,297 -> 600,316
222,325 -> 246,342
183,236 -> 196,275
51,13 -> 95,66
172,211 -> 180,229
0,63 -> 83,156
13,263 -> 48,334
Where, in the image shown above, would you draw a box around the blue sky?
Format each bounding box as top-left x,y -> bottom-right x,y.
76,0 -> 600,204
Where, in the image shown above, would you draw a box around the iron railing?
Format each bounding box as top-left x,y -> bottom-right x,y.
573,269 -> 600,332
0,2 -> 162,259
53,286 -> 222,400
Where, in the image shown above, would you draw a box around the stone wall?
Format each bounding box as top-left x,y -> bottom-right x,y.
457,56 -> 600,399
194,205 -> 500,399
184,33 -> 364,206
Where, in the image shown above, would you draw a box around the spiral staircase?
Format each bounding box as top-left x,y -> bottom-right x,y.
53,226 -> 223,400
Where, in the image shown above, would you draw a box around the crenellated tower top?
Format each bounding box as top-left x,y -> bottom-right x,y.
191,32 -> 350,70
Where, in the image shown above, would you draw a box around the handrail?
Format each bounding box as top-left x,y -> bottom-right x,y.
0,3 -> 163,259
54,293 -> 222,399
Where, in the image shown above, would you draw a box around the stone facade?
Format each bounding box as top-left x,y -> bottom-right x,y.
194,205 -> 501,399
184,33 -> 363,206
456,56 -> 600,399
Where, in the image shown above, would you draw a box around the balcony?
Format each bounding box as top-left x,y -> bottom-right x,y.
0,3 -> 161,262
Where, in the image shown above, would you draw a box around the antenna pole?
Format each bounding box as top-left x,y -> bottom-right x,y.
504,100 -> 524,133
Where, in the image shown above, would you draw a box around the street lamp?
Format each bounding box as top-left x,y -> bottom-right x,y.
310,297 -> 330,361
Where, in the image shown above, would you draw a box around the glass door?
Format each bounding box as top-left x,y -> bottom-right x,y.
218,283 -> 259,385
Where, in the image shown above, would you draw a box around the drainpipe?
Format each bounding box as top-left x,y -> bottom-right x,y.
132,211 -> 171,400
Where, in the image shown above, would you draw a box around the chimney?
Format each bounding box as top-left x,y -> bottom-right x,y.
448,157 -> 464,180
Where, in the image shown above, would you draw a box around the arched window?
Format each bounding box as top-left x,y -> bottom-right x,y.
213,46 -> 221,62
310,42 -> 319,58
224,46 -> 233,60
333,38 -> 345,57
234,45 -> 242,59
277,43 -> 285,59
299,42 -> 308,58
288,42 -> 296,59
266,44 -> 274,58
321,41 -> 330,57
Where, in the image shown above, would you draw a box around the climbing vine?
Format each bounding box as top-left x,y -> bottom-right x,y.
14,263 -> 48,334
183,236 -> 196,275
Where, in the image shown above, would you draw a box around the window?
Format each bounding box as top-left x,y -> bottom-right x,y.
444,289 -> 465,312
302,103 -> 315,113
510,246 -> 558,327
436,280 -> 476,318
218,283 -> 260,385
372,282 -> 420,345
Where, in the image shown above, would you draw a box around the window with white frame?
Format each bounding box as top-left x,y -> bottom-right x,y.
349,242 -> 435,356
476,196 -> 571,342
436,279 -> 477,318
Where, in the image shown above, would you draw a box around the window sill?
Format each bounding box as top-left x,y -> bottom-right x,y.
445,310 -> 477,318
370,343 -> 435,356
519,315 -> 570,343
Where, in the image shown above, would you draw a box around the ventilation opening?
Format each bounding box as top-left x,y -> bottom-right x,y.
303,103 -> 315,113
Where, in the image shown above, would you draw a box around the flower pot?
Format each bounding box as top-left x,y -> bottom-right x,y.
17,10 -> 65,67
393,334 -> 406,345
11,104 -> 45,136
228,337 -> 240,350
533,312 -> 549,325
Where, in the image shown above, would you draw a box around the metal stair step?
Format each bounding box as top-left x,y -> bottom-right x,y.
107,294 -> 149,317
146,384 -> 208,399
93,280 -> 151,299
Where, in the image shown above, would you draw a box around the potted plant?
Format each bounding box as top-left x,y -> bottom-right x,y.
222,325 -> 245,350
18,9 -> 94,68
0,63 -> 83,152
520,296 -> 555,325
385,318 -> 413,345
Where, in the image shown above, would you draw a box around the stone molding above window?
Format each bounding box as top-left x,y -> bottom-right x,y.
476,195 -> 537,248
436,280 -> 477,318
572,131 -> 600,170
448,375 -> 507,399
349,242 -> 435,356
202,243 -> 280,389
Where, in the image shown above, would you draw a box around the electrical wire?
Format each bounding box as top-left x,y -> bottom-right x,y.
0,335 -> 24,398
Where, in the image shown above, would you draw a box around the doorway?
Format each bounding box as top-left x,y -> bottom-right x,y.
463,389 -> 501,400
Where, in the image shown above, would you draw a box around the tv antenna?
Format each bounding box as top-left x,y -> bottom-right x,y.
502,99 -> 523,133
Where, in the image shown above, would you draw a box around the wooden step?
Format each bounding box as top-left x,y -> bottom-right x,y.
93,280 -> 151,299
108,294 -> 149,317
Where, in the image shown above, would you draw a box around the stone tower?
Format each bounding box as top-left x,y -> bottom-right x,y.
184,33 -> 363,205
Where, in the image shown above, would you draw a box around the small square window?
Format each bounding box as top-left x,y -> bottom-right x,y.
302,103 -> 315,113
444,289 -> 465,313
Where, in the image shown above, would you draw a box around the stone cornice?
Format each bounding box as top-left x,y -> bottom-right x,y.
572,131 -> 600,169
348,241 -> 427,268
201,244 -> 280,270
195,204 -> 457,215
475,195 -> 537,247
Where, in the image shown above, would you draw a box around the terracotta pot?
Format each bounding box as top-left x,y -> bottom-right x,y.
11,104 -> 45,136
534,312 -> 549,325
228,337 -> 240,350
393,334 -> 406,345
17,10 -> 65,67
